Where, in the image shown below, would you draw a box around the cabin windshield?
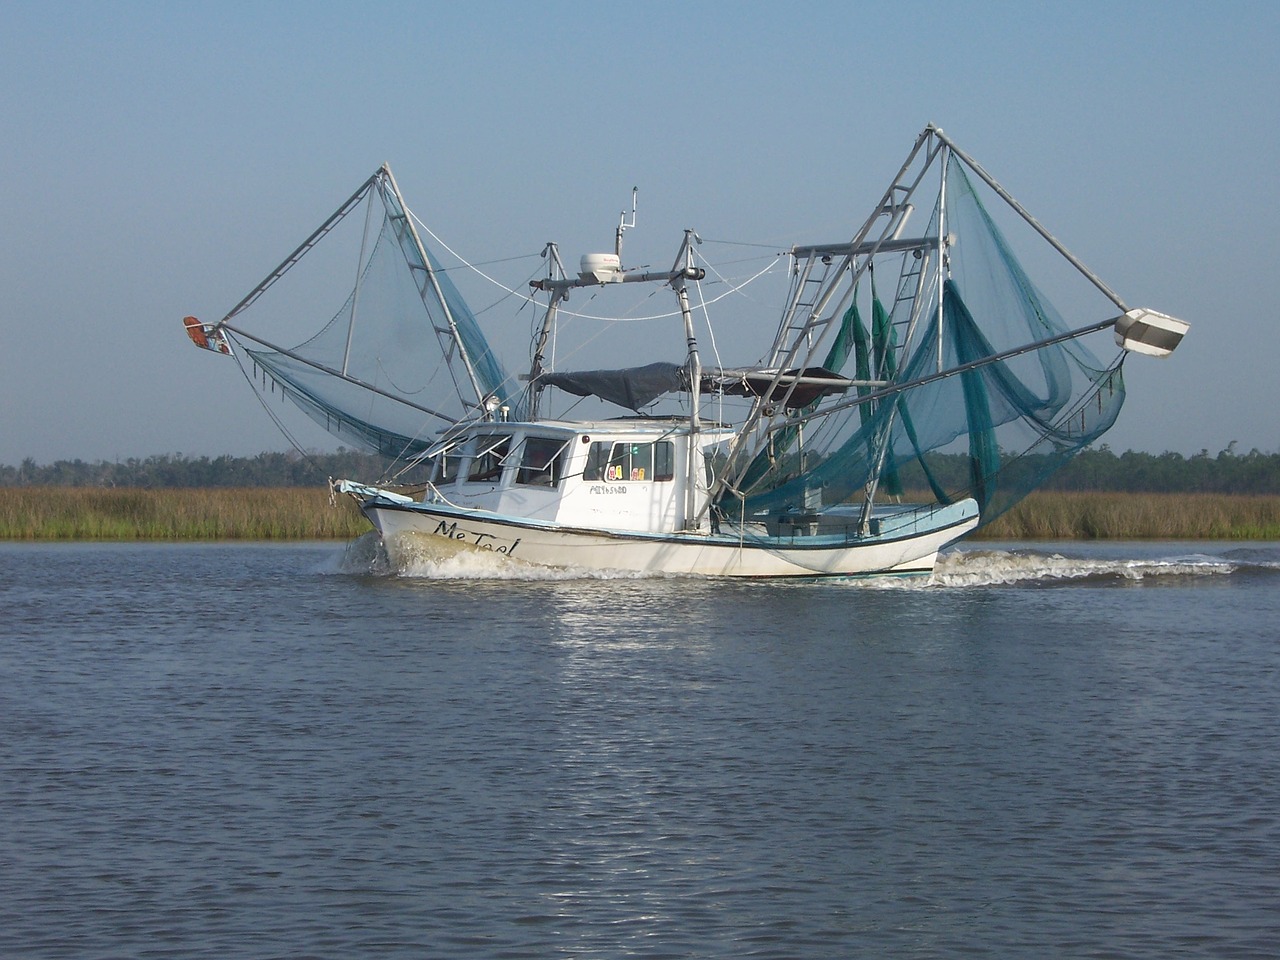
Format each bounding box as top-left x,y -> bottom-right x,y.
516,436 -> 569,487
467,434 -> 511,483
431,438 -> 467,484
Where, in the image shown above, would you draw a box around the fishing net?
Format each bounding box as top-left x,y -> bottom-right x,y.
724,155 -> 1126,527
225,170 -> 515,458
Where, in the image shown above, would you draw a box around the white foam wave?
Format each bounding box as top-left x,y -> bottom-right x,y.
930,548 -> 1238,587
326,530 -> 653,582
395,549 -> 646,582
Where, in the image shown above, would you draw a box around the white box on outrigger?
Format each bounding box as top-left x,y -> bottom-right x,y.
1114,308 -> 1190,359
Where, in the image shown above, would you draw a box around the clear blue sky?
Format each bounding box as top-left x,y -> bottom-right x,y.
2,0 -> 1274,464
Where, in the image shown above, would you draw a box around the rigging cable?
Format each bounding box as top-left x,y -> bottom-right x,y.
409,204 -> 784,323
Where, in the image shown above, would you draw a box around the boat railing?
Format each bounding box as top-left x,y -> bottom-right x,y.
743,499 -> 959,543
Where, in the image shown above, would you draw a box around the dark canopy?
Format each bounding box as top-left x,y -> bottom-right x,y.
537,362 -> 687,412
537,363 -> 850,413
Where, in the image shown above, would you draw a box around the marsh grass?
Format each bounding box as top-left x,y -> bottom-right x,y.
0,488 -> 369,540
3,488 -> 1280,541
975,492 -> 1280,540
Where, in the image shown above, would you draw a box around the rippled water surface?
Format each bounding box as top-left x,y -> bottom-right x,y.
3,539 -> 1278,958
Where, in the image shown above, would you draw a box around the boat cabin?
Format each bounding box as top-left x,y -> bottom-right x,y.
424,418 -> 732,534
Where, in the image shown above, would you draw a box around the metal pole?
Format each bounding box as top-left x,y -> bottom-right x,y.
674,231 -> 704,531
711,129 -> 945,507
221,171 -> 380,325
380,165 -> 490,407
936,141 -> 949,373
781,315 -> 1120,431
527,289 -> 563,422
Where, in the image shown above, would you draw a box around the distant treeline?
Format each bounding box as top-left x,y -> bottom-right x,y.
894,443 -> 1280,496
1,443 -> 1279,494
0,450 -> 397,489
1009,444 -> 1279,495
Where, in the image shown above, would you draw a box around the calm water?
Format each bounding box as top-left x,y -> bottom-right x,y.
2,538 -> 1278,959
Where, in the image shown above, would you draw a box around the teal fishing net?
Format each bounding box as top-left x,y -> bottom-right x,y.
724,156 -> 1126,527
229,171 -> 514,458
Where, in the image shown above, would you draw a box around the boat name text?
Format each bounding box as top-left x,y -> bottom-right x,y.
433,519 -> 520,556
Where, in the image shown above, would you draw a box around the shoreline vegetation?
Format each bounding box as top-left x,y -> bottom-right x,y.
0,488 -> 369,541
2,487 -> 1279,542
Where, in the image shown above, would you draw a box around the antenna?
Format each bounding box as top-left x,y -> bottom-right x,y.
615,186 -> 637,258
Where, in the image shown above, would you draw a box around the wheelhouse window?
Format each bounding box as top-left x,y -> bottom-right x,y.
583,440 -> 674,482
467,435 -> 511,483
654,441 -> 674,481
431,440 -> 466,485
516,436 -> 568,487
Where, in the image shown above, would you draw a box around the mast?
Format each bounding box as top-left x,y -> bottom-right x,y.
936,137 -> 949,373
527,242 -> 569,422
708,129 -> 944,515
379,164 -> 492,409
672,230 -> 704,531
525,226 -> 709,529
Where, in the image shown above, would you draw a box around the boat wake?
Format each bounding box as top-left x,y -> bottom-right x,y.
328,533 -> 1280,587
924,545 -> 1280,589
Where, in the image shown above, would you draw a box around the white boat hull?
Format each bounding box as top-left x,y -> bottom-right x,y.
352,493 -> 979,579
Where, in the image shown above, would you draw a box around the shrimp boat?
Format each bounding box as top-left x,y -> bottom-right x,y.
184,125 -> 1187,578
